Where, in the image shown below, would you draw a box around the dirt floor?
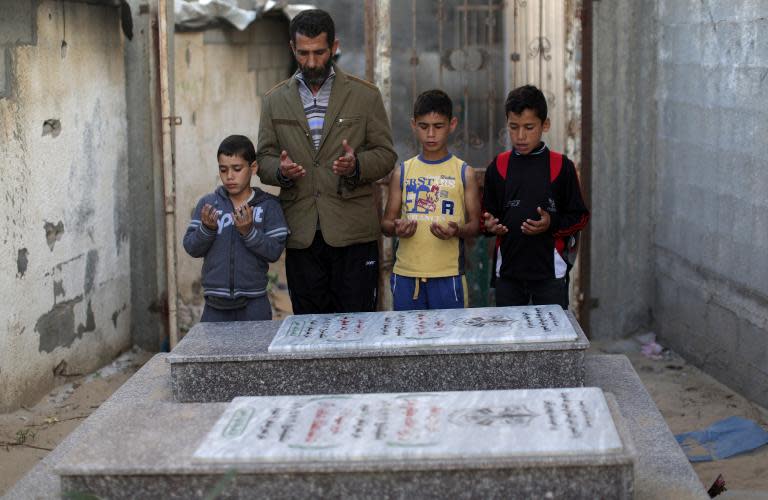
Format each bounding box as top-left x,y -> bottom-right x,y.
0,346 -> 154,495
2,323 -> 767,496
592,337 -> 768,496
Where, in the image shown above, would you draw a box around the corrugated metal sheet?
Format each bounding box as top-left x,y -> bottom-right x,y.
175,0 -> 315,31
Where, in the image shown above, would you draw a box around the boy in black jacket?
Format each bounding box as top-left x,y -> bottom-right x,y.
183,135 -> 289,322
483,85 -> 589,309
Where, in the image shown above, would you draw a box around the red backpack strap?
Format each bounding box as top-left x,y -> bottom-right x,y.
496,150 -> 512,179
549,150 -> 563,182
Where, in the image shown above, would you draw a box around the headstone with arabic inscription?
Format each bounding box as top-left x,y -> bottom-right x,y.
168,306 -> 590,402
267,305 -> 577,353
194,388 -> 625,463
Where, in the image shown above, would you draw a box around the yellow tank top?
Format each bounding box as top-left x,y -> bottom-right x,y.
393,154 -> 468,278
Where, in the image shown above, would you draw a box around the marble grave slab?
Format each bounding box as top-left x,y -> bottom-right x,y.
268,305 -> 577,353
194,387 -> 622,463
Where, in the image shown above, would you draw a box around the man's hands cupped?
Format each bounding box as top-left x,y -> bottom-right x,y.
332,139 -> 357,177
279,150 -> 306,180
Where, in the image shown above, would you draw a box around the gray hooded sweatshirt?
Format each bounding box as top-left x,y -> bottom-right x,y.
183,186 -> 288,300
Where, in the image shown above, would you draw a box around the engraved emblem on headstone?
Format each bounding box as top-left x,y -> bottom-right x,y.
448,405 -> 538,427
450,315 -> 518,328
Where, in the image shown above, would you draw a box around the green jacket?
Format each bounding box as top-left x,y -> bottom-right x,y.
256,67 -> 397,249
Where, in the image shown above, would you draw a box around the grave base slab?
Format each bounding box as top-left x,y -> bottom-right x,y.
55,391 -> 634,500
4,354 -> 708,500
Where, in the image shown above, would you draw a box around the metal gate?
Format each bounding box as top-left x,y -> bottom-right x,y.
368,0 -> 582,310
389,0 -> 505,170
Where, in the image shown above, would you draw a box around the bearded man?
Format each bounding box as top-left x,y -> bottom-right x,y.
256,9 -> 397,314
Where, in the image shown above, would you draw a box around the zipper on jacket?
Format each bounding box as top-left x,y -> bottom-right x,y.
229,212 -> 235,298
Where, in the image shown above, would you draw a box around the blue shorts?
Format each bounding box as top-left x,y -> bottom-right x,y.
391,274 -> 468,311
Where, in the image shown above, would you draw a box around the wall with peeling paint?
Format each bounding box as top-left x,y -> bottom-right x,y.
0,1 -> 131,411
592,1 -> 768,407
173,16 -> 292,331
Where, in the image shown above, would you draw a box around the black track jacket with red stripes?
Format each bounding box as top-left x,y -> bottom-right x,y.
483,144 -> 589,281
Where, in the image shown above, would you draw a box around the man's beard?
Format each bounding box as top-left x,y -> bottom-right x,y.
300,61 -> 332,87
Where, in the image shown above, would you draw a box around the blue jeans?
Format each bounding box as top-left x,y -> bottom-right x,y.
391,274 -> 467,311
200,296 -> 272,322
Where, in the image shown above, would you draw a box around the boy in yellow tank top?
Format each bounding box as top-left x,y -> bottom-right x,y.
382,90 -> 481,310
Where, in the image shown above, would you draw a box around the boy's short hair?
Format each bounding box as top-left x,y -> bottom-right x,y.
217,135 -> 256,164
505,85 -> 548,122
290,9 -> 335,46
413,89 -> 453,120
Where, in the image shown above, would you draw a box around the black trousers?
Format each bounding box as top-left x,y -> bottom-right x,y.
286,231 -> 379,314
495,276 -> 568,309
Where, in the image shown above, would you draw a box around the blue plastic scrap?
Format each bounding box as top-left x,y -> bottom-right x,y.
675,416 -> 768,462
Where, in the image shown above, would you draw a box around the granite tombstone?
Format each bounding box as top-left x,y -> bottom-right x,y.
169,306 -> 590,402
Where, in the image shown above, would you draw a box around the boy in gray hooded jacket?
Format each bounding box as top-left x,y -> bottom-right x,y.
184,135 -> 289,322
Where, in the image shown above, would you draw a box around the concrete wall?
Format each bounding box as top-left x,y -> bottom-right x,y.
653,0 -> 768,407
592,0 -> 768,407
173,16 -> 292,331
124,0 -> 167,351
0,1 -> 132,410
590,0 -> 659,339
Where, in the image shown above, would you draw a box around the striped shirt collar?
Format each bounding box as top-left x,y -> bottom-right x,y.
294,67 -> 336,150
294,66 -> 336,95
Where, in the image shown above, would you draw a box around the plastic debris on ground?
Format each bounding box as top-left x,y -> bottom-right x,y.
640,339 -> 664,360
600,331 -> 671,361
84,345 -> 148,382
707,474 -> 727,497
675,416 -> 768,462
46,346 -> 149,404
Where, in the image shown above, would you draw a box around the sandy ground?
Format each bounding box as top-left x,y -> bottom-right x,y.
592,337 -> 768,496
0,346 -> 153,495
2,304 -> 767,496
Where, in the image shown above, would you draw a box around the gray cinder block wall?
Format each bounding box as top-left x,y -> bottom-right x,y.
654,0 -> 768,407
592,0 -> 768,408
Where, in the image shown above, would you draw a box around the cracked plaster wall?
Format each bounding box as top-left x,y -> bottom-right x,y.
0,1 -> 131,411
